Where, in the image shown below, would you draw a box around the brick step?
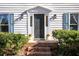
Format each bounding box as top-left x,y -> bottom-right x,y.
28,43 -> 58,47
27,52 -> 52,56
21,41 -> 58,56
27,47 -> 51,52
27,53 -> 52,56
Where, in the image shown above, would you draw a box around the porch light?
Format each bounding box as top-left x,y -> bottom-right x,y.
50,14 -> 57,20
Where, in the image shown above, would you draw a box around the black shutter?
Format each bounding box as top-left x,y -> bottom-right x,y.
46,16 -> 48,26
30,16 -> 32,27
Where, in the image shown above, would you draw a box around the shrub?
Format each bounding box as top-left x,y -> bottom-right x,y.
52,30 -> 79,56
0,32 -> 29,56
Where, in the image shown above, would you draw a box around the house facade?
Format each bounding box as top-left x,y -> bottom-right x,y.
0,3 -> 79,40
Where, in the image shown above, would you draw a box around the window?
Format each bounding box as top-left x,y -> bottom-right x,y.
63,13 -> 79,30
0,14 -> 8,32
30,16 -> 32,26
70,13 -> 78,30
0,14 -> 14,32
46,16 -> 48,26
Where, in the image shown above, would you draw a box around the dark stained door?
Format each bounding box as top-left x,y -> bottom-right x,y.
34,14 -> 44,39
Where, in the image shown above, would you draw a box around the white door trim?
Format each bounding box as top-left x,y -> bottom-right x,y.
28,13 -> 49,40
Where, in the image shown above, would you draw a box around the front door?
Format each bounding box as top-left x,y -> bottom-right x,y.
34,14 -> 44,40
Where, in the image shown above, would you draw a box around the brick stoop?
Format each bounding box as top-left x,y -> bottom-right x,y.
18,40 -> 58,56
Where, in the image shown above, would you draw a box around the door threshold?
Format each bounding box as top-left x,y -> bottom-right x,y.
28,38 -> 58,43
28,38 -> 45,43
28,39 -> 58,43
34,38 -> 45,41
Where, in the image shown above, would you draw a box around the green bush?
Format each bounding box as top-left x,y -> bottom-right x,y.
52,30 -> 79,56
0,32 -> 29,56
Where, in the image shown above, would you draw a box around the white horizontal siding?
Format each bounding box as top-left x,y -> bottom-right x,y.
14,15 -> 28,34
0,3 -> 79,34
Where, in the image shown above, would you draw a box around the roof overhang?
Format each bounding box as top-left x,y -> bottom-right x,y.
28,6 -> 51,14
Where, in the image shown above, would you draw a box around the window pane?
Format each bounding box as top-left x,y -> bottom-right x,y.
46,16 -> 48,26
1,26 -> 8,32
1,17 -> 8,24
70,14 -> 78,24
70,13 -> 78,30
30,16 -> 32,26
70,25 -> 78,30
0,14 -> 8,32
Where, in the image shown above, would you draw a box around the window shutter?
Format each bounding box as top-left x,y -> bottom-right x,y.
63,13 -> 69,30
0,15 -> 3,32
10,14 -> 14,32
8,14 -> 14,32
30,16 -> 32,27
46,16 -> 48,27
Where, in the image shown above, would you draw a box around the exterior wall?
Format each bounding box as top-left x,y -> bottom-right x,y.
0,3 -> 79,35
